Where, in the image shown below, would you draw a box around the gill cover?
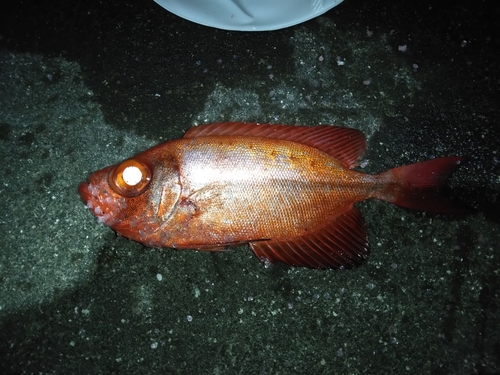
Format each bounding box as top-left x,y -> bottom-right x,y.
109,159 -> 152,197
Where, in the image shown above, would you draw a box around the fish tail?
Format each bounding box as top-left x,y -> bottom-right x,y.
376,156 -> 467,214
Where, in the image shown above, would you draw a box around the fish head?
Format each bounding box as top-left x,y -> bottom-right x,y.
79,153 -> 181,246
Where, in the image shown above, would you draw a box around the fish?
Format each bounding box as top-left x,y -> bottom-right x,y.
78,122 -> 466,269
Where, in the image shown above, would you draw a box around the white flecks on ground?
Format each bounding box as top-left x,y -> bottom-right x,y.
196,20 -> 423,141
196,83 -> 262,124
0,51 -> 155,319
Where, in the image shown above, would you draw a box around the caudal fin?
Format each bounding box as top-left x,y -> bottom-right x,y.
377,156 -> 467,214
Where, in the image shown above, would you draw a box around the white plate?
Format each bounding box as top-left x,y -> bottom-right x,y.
154,0 -> 344,31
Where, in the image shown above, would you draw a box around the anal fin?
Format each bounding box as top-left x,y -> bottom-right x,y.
249,207 -> 369,269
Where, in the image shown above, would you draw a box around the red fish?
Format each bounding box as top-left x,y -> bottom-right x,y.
79,122 -> 465,269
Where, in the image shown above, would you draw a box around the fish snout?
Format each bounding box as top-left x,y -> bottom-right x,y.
78,182 -> 91,204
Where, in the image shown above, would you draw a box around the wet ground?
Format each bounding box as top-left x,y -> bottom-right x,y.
0,0 -> 499,373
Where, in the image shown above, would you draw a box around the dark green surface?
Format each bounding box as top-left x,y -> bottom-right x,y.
0,0 -> 499,373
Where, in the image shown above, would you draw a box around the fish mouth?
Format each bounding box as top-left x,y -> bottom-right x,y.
78,182 -> 91,204
78,178 -> 126,227
78,180 -> 109,223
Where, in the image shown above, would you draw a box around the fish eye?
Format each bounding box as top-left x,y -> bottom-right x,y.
109,159 -> 152,197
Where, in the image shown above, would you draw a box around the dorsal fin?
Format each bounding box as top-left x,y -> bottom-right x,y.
184,122 -> 366,168
249,206 -> 370,269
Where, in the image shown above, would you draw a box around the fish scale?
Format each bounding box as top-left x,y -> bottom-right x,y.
79,122 -> 466,269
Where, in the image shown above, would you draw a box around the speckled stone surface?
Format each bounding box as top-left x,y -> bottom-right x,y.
0,0 -> 498,373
